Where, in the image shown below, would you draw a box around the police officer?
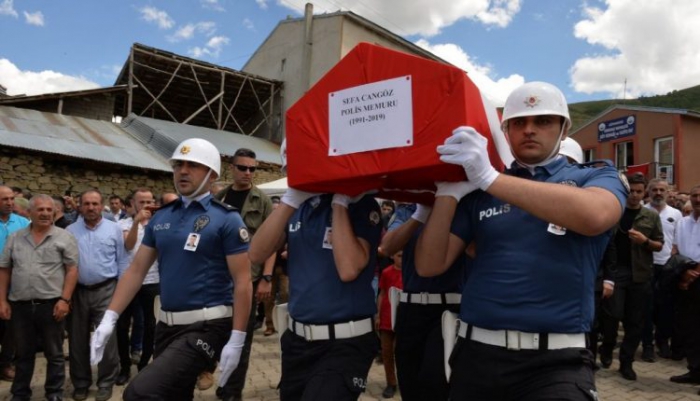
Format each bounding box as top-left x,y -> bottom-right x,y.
415,82 -> 628,400
90,138 -> 253,400
249,145 -> 382,400
379,203 -> 467,401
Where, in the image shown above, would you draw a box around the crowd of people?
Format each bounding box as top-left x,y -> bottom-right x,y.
0,80 -> 699,401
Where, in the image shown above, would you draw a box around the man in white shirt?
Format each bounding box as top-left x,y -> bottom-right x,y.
669,184 -> 700,388
115,188 -> 160,385
642,179 -> 683,361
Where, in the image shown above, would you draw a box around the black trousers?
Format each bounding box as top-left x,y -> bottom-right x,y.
448,338 -> 596,401
123,317 -> 230,401
600,280 -> 652,363
280,330 -> 378,401
10,301 -> 65,400
677,281 -> 700,373
117,283 -> 160,372
394,302 -> 458,401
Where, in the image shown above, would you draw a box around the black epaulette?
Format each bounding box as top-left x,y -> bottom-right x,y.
581,159 -> 614,168
159,199 -> 179,210
211,198 -> 239,212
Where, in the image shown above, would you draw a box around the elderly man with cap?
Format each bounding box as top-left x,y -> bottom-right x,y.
415,81 -> 629,400
90,138 -> 253,400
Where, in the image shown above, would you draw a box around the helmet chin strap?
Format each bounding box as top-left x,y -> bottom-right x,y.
505,123 -> 567,170
177,169 -> 214,202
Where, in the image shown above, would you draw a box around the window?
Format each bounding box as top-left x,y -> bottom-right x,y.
583,149 -> 595,163
655,137 -> 674,183
615,141 -> 633,170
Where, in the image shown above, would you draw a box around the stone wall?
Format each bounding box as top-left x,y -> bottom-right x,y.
0,147 -> 285,199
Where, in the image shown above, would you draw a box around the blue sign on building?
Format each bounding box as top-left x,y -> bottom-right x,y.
598,115 -> 636,142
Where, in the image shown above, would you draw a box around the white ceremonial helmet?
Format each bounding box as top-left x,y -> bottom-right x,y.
559,137 -> 583,164
501,81 -> 571,134
169,138 -> 221,178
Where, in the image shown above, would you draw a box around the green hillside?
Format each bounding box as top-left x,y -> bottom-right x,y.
569,84 -> 700,130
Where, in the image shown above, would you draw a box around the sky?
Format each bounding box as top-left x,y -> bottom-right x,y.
1,0 -> 699,106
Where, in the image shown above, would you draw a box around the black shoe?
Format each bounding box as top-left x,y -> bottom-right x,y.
670,372 -> 700,384
253,320 -> 263,330
382,385 -> 397,398
641,346 -> 656,362
72,388 -> 88,401
619,363 -> 637,381
95,387 -> 112,401
658,342 -> 672,359
46,396 -> 63,401
600,352 -> 612,368
116,371 -> 130,385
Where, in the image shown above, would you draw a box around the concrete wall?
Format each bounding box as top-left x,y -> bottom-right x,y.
243,14 -> 442,143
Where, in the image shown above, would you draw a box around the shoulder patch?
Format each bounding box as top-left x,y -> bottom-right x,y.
369,210 -> 381,226
239,227 -> 250,243
212,198 -> 238,212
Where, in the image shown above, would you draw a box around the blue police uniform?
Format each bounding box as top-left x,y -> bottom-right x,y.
123,194 -> 249,401
280,194 -> 382,400
392,214 -> 466,401
447,157 -> 628,400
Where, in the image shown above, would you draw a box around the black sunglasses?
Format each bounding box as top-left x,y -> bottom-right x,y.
234,164 -> 257,173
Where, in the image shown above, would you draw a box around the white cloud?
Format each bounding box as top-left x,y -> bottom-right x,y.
275,0 -> 521,36
242,18 -> 254,31
256,0 -> 268,10
571,0 -> 700,98
0,59 -> 99,96
415,39 -> 524,106
0,0 -> 17,17
168,21 -> 216,42
139,6 -> 175,29
201,0 -> 225,12
189,35 -> 230,59
23,10 -> 44,26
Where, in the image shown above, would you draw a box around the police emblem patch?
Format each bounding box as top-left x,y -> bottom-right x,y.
180,145 -> 191,155
524,95 -> 541,108
193,215 -> 210,233
239,227 -> 250,243
369,210 -> 380,226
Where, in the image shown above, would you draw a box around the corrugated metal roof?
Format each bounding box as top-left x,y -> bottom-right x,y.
120,114 -> 281,164
0,106 -> 172,171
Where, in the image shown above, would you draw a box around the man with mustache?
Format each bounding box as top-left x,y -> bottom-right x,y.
0,194 -> 79,401
67,190 -> 130,401
641,178 -> 683,361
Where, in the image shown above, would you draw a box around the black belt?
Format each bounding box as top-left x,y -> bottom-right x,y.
78,277 -> 116,290
11,297 -> 59,305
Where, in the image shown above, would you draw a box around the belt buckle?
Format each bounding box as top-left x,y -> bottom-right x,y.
303,324 -> 313,341
164,312 -> 174,326
506,330 -> 521,350
419,292 -> 429,305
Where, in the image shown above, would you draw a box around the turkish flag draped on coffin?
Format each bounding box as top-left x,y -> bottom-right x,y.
285,42 -> 508,204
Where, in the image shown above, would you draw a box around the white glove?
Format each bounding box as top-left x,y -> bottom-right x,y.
435,181 -> 480,201
218,330 -> 246,387
281,188 -> 318,209
331,193 -> 368,208
437,126 -> 499,190
90,309 -> 119,366
411,205 -> 432,224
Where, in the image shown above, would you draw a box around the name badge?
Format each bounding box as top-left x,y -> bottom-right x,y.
184,233 -> 201,251
547,223 -> 567,236
322,227 -> 333,249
